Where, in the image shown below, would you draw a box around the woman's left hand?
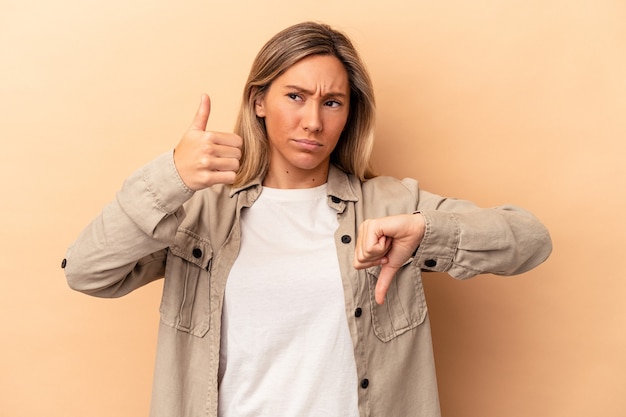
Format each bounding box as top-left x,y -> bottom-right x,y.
354,213 -> 425,305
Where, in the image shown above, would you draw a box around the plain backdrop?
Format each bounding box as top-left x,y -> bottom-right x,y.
1,0 -> 625,416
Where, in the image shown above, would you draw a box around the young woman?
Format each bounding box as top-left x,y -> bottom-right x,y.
63,21 -> 552,417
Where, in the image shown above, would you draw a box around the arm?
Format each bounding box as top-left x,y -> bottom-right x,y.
64,151 -> 194,297
64,94 -> 242,297
416,197 -> 553,279
354,187 -> 552,304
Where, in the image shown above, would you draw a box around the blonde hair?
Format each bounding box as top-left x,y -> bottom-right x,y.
233,21 -> 376,187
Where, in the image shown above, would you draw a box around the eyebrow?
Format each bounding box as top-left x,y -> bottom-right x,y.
283,84 -> 348,98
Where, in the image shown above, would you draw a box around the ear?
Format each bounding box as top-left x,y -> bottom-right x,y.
254,95 -> 266,117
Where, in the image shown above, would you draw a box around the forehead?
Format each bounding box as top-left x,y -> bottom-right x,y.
274,54 -> 349,93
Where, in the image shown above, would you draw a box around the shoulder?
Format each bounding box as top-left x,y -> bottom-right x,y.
362,175 -> 420,199
358,175 -> 421,215
177,183 -> 248,245
184,183 -> 239,213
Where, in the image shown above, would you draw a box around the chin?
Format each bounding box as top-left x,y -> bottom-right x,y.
290,158 -> 328,172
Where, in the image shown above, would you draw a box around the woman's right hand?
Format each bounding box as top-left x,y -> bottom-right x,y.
173,94 -> 243,190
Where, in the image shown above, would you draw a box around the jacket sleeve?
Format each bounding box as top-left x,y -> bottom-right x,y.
411,183 -> 552,279
63,151 -> 195,297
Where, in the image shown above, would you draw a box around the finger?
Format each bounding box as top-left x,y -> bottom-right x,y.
357,233 -> 391,263
214,144 -> 242,160
201,141 -> 243,161
204,170 -> 237,185
374,264 -> 399,305
353,256 -> 388,271
190,94 -> 211,131
204,156 -> 240,173
205,131 -> 244,150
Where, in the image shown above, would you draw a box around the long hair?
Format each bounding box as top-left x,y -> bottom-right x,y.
233,21 -> 376,187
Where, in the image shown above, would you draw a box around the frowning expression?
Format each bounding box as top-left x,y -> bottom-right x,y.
255,54 -> 350,188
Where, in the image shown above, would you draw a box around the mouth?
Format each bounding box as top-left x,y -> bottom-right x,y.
292,139 -> 322,151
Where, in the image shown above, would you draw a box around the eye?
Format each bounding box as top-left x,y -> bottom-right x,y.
324,99 -> 342,108
287,93 -> 303,101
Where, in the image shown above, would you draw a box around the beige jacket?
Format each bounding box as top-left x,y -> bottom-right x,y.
64,151 -> 552,417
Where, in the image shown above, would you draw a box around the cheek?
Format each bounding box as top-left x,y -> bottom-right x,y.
265,117 -> 288,139
267,106 -> 298,130
265,115 -> 295,145
329,115 -> 349,137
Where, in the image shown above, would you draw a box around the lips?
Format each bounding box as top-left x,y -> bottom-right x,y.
292,139 -> 322,151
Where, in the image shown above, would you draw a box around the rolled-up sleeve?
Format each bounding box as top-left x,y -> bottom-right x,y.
64,151 -> 195,297
413,186 -> 552,279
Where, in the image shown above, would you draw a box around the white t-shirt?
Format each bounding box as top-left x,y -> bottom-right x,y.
218,184 -> 359,417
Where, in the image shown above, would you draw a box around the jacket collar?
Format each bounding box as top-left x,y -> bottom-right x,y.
229,164 -> 360,207
327,164 -> 359,203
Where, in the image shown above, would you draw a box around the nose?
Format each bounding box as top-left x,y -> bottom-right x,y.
302,102 -> 322,133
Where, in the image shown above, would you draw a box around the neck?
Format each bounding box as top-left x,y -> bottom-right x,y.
263,165 -> 330,189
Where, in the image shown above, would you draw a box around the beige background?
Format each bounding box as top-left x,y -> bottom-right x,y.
1,0 -> 625,416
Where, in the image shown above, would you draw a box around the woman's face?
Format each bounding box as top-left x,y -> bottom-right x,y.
255,54 -> 350,188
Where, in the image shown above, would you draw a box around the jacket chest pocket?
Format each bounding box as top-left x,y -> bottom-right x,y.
367,259 -> 428,342
160,230 -> 212,337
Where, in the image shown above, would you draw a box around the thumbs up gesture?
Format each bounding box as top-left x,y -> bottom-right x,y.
173,94 -> 243,190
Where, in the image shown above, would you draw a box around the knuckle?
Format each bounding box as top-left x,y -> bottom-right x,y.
204,131 -> 217,142
203,142 -> 217,156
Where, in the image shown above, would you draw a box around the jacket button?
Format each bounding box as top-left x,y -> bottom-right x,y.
192,248 -> 203,259
354,307 -> 362,317
424,259 -> 437,268
360,378 -> 369,389
61,258 -> 67,269
341,235 -> 351,244
331,196 -> 341,204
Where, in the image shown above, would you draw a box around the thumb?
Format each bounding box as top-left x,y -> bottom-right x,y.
190,94 -> 211,131
374,264 -> 399,305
